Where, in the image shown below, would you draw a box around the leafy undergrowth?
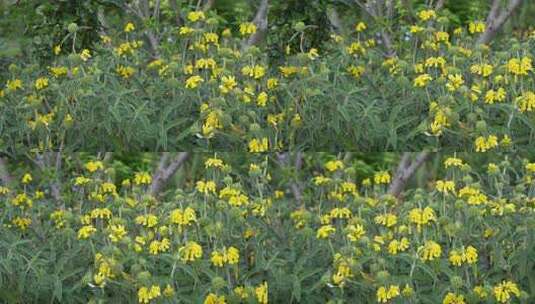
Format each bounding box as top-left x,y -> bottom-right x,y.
1,8 -> 535,152
1,153 -> 534,303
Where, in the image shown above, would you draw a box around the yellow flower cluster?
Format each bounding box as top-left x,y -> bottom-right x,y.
493,281 -> 521,303
179,241 -> 203,262
377,285 -> 400,303
138,285 -> 161,304
449,246 -> 478,266
419,240 -> 442,261
210,246 -> 240,267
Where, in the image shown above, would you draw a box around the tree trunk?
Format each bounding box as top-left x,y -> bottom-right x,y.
150,152 -> 190,196
0,157 -> 13,185
244,0 -> 269,48
388,152 -> 431,199
477,0 -> 523,45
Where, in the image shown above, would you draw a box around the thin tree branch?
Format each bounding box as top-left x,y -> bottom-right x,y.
244,0 -> 269,48
0,157 -> 13,185
203,0 -> 216,11
169,0 -> 183,26
434,0 -> 446,11
477,0 -> 523,45
388,152 -> 431,199
327,6 -> 344,34
150,152 -> 190,196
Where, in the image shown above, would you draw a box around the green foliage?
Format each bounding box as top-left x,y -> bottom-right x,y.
0,153 -> 534,303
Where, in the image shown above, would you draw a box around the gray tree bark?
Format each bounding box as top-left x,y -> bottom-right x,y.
477,0 -> 523,45
388,152 -> 431,199
150,152 -> 190,196
0,157 -> 13,185
244,0 -> 269,48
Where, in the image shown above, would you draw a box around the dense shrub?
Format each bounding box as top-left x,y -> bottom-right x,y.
1,6 -> 535,152
1,153 -> 534,303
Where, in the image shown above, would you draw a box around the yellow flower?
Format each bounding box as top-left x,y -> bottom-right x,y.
242,65 -> 265,79
100,35 -> 111,44
346,42 -> 366,55
408,207 -> 436,231
307,48 -> 319,60
35,77 -> 49,90
468,21 -> 486,34
53,45 -> 61,55
464,246 -> 478,264
170,207 -> 197,226
138,285 -> 161,304
410,25 -> 424,33
210,250 -> 225,267
346,224 -> 365,242
377,285 -> 400,303
493,281 -> 520,303
517,91 -> 535,112
80,49 -> 91,61
325,160 -> 344,172
204,293 -> 226,304
78,225 -> 97,239
388,237 -> 410,255
163,284 -> 175,297
12,217 -> 32,230
435,31 -> 450,42
179,241 -> 203,262
449,250 -> 463,266
49,66 -> 68,78
185,75 -> 204,89
255,282 -> 268,304
226,246 -> 239,264
526,163 -> 535,173
91,208 -> 112,219
446,74 -> 464,91
124,22 -> 135,32
267,78 -> 279,90
248,138 -> 269,153
475,135 -> 498,152
11,193 -> 33,208
418,9 -> 436,21
149,238 -> 170,255
484,88 -> 506,104
196,180 -> 217,195
435,180 -> 455,195
6,79 -> 23,91
419,240 -> 441,261
444,157 -> 463,168
374,171 -> 391,184
374,213 -> 397,228
317,225 -> 336,239
443,292 -> 465,304
239,22 -> 257,36
219,75 -> 237,94
507,56 -> 532,76
179,26 -> 195,36
187,11 -> 205,22
414,74 -> 432,87
347,65 -> 366,80
135,214 -> 159,228
470,64 -> 493,77
205,158 -> 224,169
21,173 -> 33,184
108,224 -> 127,242
116,65 -> 136,79
133,172 -> 152,185
257,92 -> 268,107
355,22 -> 367,32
